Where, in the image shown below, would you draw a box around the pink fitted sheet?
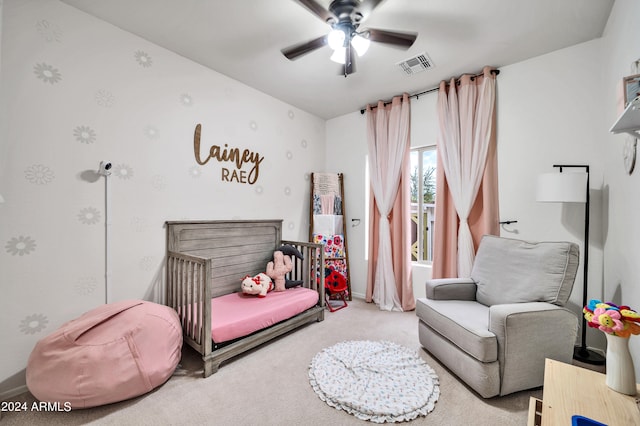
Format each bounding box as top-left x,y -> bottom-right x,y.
210,287 -> 318,343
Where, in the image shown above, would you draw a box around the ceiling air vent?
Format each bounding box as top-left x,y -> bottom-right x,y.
397,53 -> 434,75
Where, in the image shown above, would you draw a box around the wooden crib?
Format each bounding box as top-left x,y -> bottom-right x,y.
165,220 -> 325,377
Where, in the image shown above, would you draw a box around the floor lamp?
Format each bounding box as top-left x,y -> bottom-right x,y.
536,164 -> 605,365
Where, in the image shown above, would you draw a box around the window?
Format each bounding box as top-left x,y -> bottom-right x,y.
410,146 -> 437,263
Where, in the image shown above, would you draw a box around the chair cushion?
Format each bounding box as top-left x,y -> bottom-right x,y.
472,235 -> 579,307
26,300 -> 182,409
416,298 -> 497,363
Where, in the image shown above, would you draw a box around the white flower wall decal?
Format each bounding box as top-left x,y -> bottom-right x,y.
33,62 -> 62,84
74,276 -> 97,296
288,110 -> 295,119
134,50 -> 153,68
224,87 -> 236,99
77,207 -> 101,225
249,120 -> 258,131
19,314 -> 49,335
95,89 -> 115,107
73,125 -> 96,144
301,139 -> 308,148
284,186 -> 291,196
5,236 -> 37,256
25,164 -> 55,185
144,125 -> 159,139
152,175 -> 166,190
131,217 -> 147,232
139,256 -> 154,271
113,163 -> 133,179
180,93 -> 193,106
36,19 -> 62,42
189,166 -> 202,178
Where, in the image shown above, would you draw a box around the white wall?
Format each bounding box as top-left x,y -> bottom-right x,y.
0,0 -> 325,397
600,0 -> 640,379
325,110 -> 368,298
497,39 -> 607,350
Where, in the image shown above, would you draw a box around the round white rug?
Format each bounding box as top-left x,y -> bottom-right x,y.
308,340 -> 439,423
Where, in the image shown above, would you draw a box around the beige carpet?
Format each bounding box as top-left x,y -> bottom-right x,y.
2,299 -> 540,425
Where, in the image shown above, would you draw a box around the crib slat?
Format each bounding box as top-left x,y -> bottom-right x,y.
166,251 -> 208,352
202,259 -> 212,356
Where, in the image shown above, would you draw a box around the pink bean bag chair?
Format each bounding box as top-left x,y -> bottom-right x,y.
26,300 -> 182,409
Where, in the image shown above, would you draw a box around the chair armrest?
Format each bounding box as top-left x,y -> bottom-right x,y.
426,278 -> 477,300
489,302 -> 577,332
489,302 -> 579,395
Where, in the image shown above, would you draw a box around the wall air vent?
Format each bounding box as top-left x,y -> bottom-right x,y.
397,53 -> 434,75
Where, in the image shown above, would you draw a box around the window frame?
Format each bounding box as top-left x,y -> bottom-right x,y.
410,145 -> 437,264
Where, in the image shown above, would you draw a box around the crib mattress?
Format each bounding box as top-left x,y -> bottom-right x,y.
210,287 -> 319,343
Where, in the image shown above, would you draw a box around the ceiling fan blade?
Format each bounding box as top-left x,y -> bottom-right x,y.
281,35 -> 328,60
366,28 -> 417,49
294,0 -> 336,23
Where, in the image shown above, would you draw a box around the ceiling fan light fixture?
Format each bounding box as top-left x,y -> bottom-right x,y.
330,46 -> 346,64
327,29 -> 345,50
351,34 -> 370,57
283,0 -> 418,76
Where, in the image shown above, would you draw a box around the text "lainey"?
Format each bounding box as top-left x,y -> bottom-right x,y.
193,123 -> 264,184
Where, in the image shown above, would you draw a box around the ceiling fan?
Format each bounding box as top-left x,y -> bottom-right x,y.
281,0 -> 417,77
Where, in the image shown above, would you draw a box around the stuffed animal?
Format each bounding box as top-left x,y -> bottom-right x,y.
323,267 -> 349,312
325,268 -> 348,294
241,273 -> 273,297
266,245 -> 304,291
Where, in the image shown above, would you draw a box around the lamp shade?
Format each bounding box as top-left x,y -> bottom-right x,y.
330,47 -> 346,64
536,172 -> 587,203
327,29 -> 345,50
351,34 -> 370,56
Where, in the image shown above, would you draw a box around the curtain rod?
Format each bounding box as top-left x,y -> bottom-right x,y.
359,69 -> 500,115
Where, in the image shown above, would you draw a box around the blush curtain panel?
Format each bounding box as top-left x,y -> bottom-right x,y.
432,66 -> 500,279
365,93 -> 414,311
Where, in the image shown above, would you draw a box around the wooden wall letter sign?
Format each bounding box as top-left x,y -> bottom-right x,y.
193,123 -> 264,184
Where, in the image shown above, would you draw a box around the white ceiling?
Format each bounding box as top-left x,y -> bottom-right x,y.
60,0 -> 614,120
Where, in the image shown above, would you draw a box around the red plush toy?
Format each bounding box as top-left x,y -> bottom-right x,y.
324,268 -> 348,312
325,270 -> 348,294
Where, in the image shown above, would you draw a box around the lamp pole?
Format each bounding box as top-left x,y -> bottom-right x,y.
553,164 -> 605,365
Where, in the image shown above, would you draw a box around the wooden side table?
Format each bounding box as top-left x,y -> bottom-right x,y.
528,359 -> 640,425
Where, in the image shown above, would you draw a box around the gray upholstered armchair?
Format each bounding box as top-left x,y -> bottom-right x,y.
416,235 -> 580,398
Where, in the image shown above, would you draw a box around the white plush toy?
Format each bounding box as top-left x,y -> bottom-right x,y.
241,273 -> 274,298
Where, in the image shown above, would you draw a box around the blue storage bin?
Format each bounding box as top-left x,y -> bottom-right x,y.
571,415 -> 607,426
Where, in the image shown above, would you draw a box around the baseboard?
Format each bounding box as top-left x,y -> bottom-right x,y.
351,291 -> 365,300
0,385 -> 28,401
